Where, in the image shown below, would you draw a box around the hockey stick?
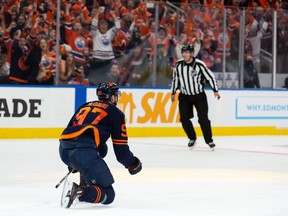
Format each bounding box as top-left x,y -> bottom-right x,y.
55,170 -> 72,189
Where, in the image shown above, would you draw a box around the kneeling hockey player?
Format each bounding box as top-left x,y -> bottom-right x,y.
59,81 -> 142,208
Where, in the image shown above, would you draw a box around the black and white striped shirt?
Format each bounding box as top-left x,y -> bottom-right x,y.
171,58 -> 218,95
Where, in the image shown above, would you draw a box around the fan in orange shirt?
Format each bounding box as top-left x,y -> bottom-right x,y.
133,2 -> 152,37
112,19 -> 132,57
64,3 -> 88,64
37,38 -> 56,84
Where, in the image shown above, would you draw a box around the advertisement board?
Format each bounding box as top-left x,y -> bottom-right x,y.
0,86 -> 287,138
0,87 -> 75,138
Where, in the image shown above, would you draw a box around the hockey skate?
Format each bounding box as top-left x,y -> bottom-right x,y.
207,142 -> 216,150
61,178 -> 83,208
188,139 -> 196,149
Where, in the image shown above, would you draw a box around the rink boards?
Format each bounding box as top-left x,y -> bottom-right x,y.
0,86 -> 287,138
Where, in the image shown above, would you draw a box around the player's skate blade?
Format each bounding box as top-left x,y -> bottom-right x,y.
61,179 -> 81,208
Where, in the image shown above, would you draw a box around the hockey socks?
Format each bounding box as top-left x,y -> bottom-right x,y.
79,185 -> 115,205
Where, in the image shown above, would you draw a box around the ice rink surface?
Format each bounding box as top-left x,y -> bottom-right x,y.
0,135 -> 288,216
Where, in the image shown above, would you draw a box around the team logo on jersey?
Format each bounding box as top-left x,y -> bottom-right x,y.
41,56 -> 52,68
102,35 -> 110,46
192,15 -> 201,26
18,56 -> 29,71
74,37 -> 85,50
218,32 -> 228,45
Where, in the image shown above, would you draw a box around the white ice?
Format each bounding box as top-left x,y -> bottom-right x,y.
0,136 -> 288,216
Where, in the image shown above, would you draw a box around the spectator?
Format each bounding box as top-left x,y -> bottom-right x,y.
112,19 -> 133,58
88,8 -> 120,85
174,32 -> 189,60
64,3 -> 88,64
25,19 -> 48,84
126,0 -> 137,11
182,2 -> 205,38
10,13 -> 27,38
149,25 -> 173,86
68,64 -> 90,86
247,7 -> 268,73
276,20 -> 288,74
192,29 -> 204,58
0,41 -> 9,83
36,38 -> 56,85
117,41 -> 149,86
206,7 -> 240,72
155,43 -> 172,86
261,16 -> 273,55
149,24 -> 170,62
132,2 -> 153,48
3,20 -> 31,84
3,3 -> 18,28
107,59 -> 120,84
0,41 -> 7,75
126,26 -> 142,53
8,32 -> 30,84
244,53 -> 260,88
197,35 -> 217,70
59,51 -> 75,85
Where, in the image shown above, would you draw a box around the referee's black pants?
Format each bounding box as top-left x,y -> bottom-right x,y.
178,92 -> 213,144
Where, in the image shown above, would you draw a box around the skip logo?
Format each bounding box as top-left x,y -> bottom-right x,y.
118,92 -> 180,124
0,98 -> 41,118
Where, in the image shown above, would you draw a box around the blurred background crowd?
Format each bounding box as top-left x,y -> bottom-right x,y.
0,0 -> 287,88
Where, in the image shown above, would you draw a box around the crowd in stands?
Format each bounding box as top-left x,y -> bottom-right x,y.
0,0 -> 287,87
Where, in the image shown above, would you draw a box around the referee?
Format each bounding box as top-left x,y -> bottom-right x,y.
170,44 -> 220,149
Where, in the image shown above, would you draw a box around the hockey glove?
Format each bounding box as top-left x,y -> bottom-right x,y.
127,157 -> 142,175
68,167 -> 78,173
98,143 -> 108,158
